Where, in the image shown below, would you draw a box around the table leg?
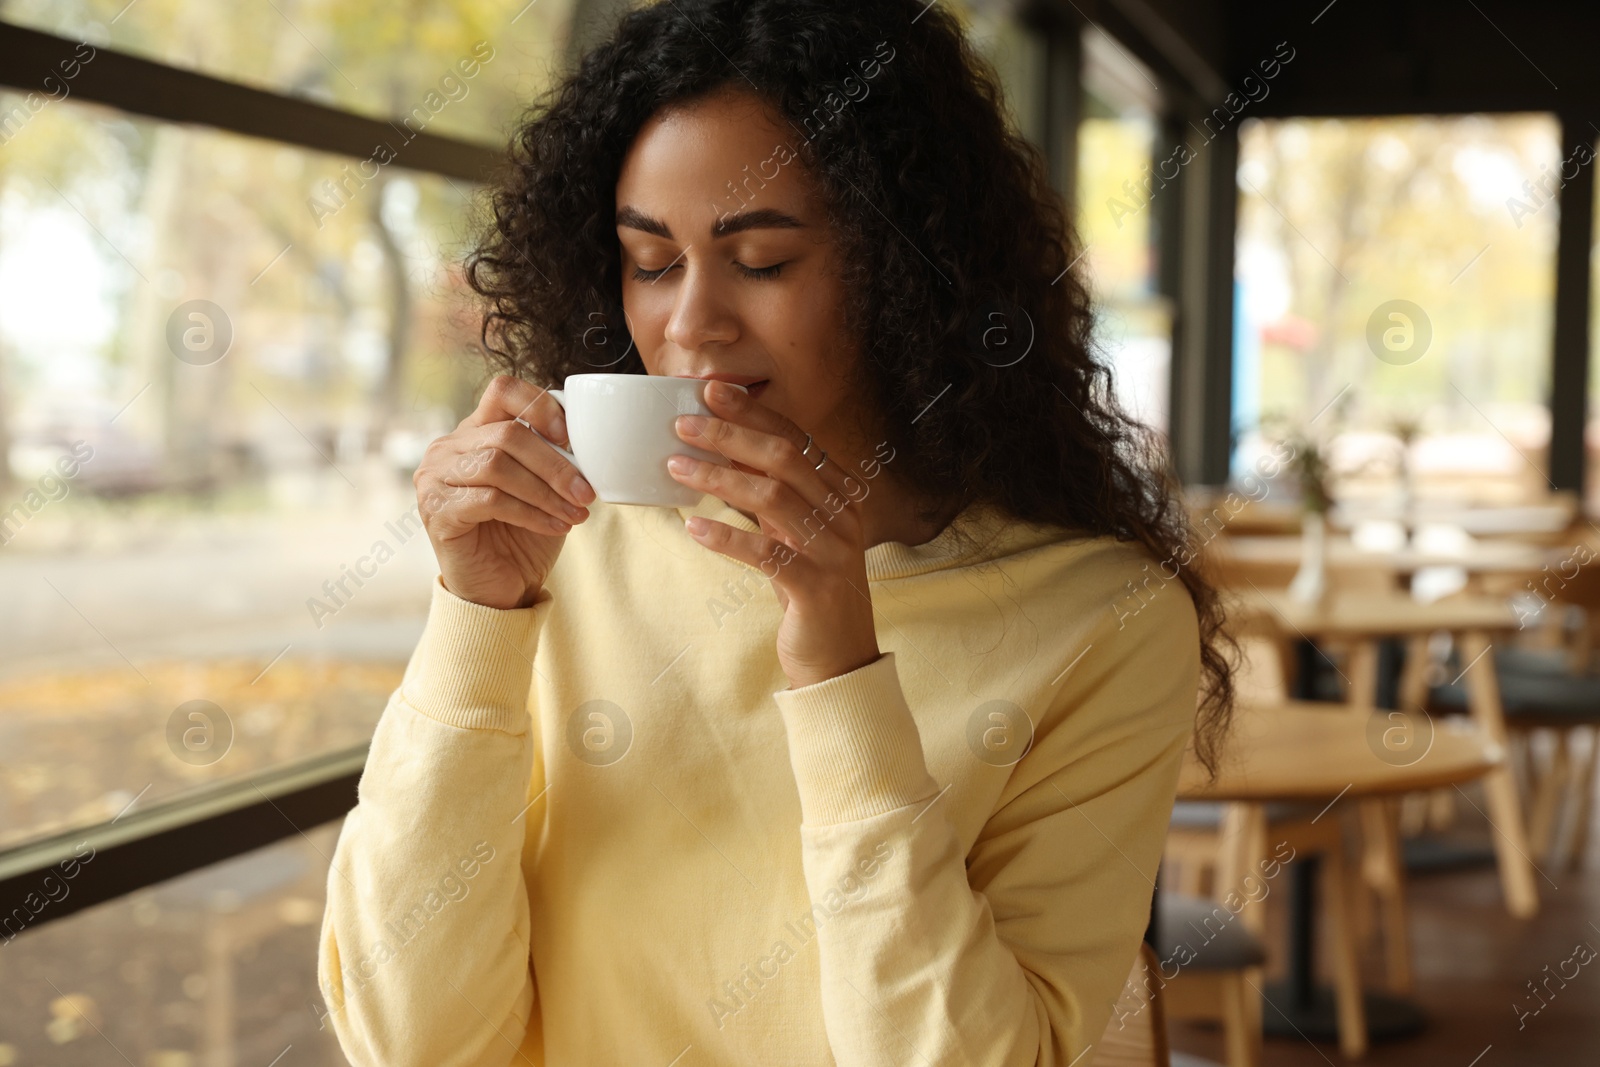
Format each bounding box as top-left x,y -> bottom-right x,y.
1397,634 -> 1432,710
1457,629 -> 1541,919
1263,853 -> 1423,1052
1267,640 -> 1427,1049
1359,797 -> 1414,995
1347,639 -> 1379,709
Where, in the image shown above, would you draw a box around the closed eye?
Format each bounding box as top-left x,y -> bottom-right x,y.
631,261 -> 787,282
736,261 -> 786,280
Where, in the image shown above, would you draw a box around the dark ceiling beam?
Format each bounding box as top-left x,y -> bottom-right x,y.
1221,0 -> 1600,118
0,21 -> 502,181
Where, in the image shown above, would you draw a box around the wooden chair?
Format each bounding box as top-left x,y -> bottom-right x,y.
1429,645 -> 1600,871
1162,617 -> 1373,1059
1165,800 -> 1369,1061
1421,527 -> 1600,871
1156,886 -> 1268,1067
1094,941 -> 1172,1066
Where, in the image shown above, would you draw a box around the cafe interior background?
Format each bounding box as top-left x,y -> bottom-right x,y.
1,0 -> 1598,1063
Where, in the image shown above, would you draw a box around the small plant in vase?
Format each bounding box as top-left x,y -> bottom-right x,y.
1387,410 -> 1422,545
1262,414 -> 1338,606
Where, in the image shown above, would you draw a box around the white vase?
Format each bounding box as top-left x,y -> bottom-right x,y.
1288,510 -> 1329,605
1397,453 -> 1416,546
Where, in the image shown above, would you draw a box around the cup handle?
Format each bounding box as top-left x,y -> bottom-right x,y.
521,388 -> 580,470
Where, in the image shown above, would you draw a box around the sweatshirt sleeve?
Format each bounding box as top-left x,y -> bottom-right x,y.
317,576 -> 551,1067
770,583 -> 1200,1066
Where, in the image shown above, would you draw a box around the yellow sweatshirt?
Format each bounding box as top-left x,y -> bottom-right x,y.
316,491 -> 1200,1066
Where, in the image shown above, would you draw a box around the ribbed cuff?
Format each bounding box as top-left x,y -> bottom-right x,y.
399,576 -> 550,735
772,652 -> 938,826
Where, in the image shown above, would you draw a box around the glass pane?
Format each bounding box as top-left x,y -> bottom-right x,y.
1077,25 -> 1172,436
0,93 -> 484,851
1234,114 -> 1560,506
0,821 -> 351,1065
2,0 -> 578,145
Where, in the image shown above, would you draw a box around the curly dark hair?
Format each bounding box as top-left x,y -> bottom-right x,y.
464,0 -> 1235,773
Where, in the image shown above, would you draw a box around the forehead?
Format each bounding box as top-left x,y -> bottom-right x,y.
615,88 -> 814,217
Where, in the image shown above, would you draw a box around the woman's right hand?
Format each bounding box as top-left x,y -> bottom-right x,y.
415,374 -> 596,610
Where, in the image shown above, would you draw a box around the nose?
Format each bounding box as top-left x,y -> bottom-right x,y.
662,258 -> 739,353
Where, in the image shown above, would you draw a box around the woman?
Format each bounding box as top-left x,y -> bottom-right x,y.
317,1 -> 1234,1063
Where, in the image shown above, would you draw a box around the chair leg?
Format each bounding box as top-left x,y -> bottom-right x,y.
1241,964 -> 1264,1059
1398,792 -> 1430,837
1426,787 -> 1457,832
1460,630 -> 1541,919
1219,972 -> 1261,1067
1320,840 -> 1369,1059
1528,729 -> 1571,863
1218,804 -> 1269,934
1565,726 -> 1600,872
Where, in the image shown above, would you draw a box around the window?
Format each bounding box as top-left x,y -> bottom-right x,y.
0,92 -> 484,851
1076,25 -> 1171,436
1,0 -> 587,863
1233,114 -> 1560,505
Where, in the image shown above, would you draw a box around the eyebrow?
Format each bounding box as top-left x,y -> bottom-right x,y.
615,206 -> 806,241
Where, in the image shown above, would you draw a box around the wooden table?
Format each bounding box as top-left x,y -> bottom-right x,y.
1177,700 -> 1507,1052
1224,587 -> 1540,919
1228,587 -> 1537,913
1331,501 -> 1576,540
1179,701 -> 1505,800
1212,534 -> 1550,584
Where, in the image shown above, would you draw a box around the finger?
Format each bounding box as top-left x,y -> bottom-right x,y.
444,443 -> 589,524
683,515 -> 802,579
669,456 -> 847,552
466,419 -> 595,508
675,398 -> 857,515
466,374 -> 569,447
699,380 -> 864,502
676,412 -> 859,520
429,486 -> 572,540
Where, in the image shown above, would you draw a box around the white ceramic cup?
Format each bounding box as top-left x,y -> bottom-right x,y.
531,374 -> 746,507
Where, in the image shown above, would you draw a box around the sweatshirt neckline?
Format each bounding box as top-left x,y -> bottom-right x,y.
673,495 -> 1067,581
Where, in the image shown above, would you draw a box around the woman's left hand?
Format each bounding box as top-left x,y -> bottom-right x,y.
669,379 -> 880,690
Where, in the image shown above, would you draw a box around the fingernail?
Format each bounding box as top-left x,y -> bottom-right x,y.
707,381 -> 734,403
678,414 -> 706,436
569,475 -> 595,504
686,516 -> 708,536
667,455 -> 695,474
550,411 -> 568,443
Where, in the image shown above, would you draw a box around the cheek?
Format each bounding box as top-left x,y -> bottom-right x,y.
750,291 -> 827,366
766,299 -> 858,418
622,287 -> 672,367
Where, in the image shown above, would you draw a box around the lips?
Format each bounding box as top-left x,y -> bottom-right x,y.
679,372 -> 770,399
